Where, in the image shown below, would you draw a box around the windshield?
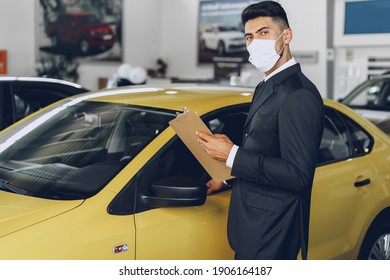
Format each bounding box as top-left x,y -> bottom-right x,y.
342,78 -> 390,110
0,101 -> 175,200
78,15 -> 99,24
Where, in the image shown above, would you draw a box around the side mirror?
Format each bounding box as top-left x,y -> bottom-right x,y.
142,177 -> 207,208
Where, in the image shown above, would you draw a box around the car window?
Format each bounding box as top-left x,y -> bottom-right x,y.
0,101 -> 175,200
12,85 -> 77,122
339,112 -> 374,157
125,105 -> 249,214
317,107 -> 352,165
343,79 -> 390,109
78,15 -> 99,24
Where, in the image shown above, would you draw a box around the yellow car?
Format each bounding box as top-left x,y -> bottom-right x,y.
0,84 -> 389,260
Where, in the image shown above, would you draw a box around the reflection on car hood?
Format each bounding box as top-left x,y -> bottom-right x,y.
0,192 -> 83,237
354,109 -> 390,124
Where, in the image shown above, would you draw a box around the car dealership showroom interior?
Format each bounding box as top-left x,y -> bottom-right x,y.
1,0 -> 390,269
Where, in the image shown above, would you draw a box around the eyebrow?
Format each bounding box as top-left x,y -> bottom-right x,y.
245,26 -> 270,37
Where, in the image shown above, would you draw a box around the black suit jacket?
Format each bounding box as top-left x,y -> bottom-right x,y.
228,63 -> 324,259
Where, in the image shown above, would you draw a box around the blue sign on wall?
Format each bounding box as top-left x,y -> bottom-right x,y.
344,0 -> 390,35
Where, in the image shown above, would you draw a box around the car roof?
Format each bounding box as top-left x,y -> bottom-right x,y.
0,76 -> 85,89
67,84 -> 254,114
66,83 -> 338,115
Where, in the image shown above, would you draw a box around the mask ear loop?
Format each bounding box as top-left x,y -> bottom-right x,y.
276,30 -> 287,56
278,43 -> 286,56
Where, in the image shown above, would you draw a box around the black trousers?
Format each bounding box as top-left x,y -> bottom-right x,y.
234,245 -> 300,260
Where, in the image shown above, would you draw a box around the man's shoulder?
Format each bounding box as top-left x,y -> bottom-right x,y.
273,71 -> 322,108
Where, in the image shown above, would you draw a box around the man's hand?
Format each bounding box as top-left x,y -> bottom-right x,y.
206,179 -> 226,195
196,131 -> 233,162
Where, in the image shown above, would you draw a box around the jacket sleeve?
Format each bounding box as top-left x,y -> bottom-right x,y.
231,89 -> 324,193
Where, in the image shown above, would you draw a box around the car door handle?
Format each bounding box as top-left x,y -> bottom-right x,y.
354,178 -> 371,188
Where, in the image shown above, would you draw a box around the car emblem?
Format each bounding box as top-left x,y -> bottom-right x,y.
113,244 -> 128,254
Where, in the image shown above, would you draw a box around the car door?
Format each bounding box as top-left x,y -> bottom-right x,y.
133,105 -> 248,259
309,106 -> 376,259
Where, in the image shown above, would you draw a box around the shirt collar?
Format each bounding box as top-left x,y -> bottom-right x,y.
263,57 -> 297,82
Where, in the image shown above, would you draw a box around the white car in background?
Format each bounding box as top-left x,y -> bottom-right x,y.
340,71 -> 390,134
200,24 -> 246,56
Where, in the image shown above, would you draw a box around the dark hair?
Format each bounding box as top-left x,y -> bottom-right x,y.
241,1 -> 290,30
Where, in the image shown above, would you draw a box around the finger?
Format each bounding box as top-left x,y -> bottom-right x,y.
214,134 -> 225,138
197,138 -> 208,147
196,131 -> 213,141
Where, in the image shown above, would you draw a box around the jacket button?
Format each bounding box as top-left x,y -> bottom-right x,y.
244,133 -> 249,138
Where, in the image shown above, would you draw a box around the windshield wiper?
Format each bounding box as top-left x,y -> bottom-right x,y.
0,178 -> 28,195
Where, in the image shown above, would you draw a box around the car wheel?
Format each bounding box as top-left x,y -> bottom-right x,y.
79,38 -> 90,54
358,223 -> 390,259
217,41 -> 225,56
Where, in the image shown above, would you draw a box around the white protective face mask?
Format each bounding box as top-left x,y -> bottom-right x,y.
247,31 -> 285,73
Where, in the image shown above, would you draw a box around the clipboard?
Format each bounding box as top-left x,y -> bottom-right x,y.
169,109 -> 234,182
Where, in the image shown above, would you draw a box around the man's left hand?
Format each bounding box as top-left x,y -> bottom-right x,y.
196,131 -> 233,162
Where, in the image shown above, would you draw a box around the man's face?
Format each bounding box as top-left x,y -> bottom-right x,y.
244,16 -> 283,47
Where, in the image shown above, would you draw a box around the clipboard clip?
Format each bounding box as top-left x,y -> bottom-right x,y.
176,106 -> 188,117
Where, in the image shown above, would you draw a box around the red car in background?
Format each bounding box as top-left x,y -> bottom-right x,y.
46,13 -> 115,55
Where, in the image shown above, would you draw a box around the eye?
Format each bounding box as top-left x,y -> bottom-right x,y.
245,35 -> 253,42
259,30 -> 269,37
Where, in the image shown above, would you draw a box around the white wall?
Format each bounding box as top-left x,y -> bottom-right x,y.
1,0 -> 327,96
333,47 -> 390,101
0,0 -> 35,76
280,0 -> 327,97
79,0 -> 163,90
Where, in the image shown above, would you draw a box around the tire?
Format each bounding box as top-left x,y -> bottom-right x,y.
217,41 -> 225,56
358,223 -> 390,259
79,38 -> 90,54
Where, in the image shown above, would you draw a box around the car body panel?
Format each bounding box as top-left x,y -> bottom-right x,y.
135,190 -> 233,259
0,189 -> 136,259
0,192 -> 83,238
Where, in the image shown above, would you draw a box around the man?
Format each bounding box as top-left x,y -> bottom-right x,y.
196,1 -> 324,260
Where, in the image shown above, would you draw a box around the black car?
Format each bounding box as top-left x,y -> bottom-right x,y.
0,77 -> 88,130
340,71 -> 390,134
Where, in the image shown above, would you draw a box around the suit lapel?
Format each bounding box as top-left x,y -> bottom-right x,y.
244,82 -> 273,129
243,64 -> 302,130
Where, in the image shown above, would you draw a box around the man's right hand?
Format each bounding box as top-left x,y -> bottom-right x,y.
206,179 -> 226,195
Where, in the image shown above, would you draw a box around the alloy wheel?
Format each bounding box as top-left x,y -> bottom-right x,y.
368,233 -> 390,260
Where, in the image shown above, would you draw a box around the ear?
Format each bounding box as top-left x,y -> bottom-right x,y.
284,28 -> 293,44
